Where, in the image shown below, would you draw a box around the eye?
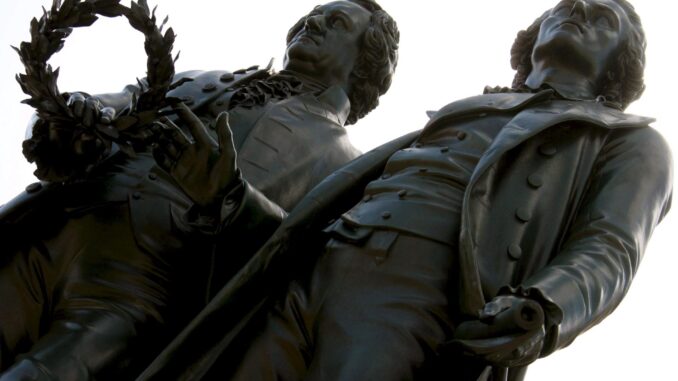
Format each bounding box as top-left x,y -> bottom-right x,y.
595,15 -> 612,28
330,16 -> 348,30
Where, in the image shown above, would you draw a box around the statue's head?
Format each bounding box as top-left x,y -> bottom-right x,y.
284,0 -> 399,124
510,0 -> 645,109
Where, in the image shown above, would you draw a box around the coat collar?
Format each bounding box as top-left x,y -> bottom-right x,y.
470,93 -> 655,188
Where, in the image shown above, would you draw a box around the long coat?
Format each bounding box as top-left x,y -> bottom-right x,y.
0,66 -> 360,379
139,90 -> 673,380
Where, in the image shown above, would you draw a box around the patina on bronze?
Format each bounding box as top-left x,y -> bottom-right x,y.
138,1 -> 672,380
0,1 -> 399,380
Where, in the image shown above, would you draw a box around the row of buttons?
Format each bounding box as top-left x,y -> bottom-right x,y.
179,65 -> 261,105
507,142 -> 557,260
371,132 -> 471,222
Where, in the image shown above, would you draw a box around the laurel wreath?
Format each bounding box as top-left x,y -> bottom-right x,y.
15,0 -> 180,182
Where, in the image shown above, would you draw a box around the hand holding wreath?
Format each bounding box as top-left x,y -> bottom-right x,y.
15,0 -> 179,182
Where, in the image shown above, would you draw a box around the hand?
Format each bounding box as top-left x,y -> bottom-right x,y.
65,93 -> 119,156
452,295 -> 545,368
153,103 -> 241,208
23,93 -> 119,180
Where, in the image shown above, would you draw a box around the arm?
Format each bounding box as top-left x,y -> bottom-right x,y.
513,126 -> 673,355
452,126 -> 673,367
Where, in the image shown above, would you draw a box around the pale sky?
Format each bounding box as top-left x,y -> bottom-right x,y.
0,1 -> 676,379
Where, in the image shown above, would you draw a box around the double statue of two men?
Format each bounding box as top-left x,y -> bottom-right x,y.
0,1 -> 673,380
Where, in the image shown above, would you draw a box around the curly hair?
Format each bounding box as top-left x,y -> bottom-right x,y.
286,0 -> 399,124
509,0 -> 645,110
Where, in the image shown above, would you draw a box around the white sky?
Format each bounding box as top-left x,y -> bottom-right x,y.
0,1 -> 676,379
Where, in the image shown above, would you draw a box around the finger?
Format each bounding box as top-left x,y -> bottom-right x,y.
158,117 -> 192,147
100,107 -> 116,124
67,93 -> 86,118
172,102 -> 212,148
153,147 -> 174,173
82,98 -> 101,128
157,135 -> 183,161
480,296 -> 516,320
216,112 -> 236,159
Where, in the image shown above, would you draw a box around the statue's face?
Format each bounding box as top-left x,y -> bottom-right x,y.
284,1 -> 371,86
533,0 -> 632,76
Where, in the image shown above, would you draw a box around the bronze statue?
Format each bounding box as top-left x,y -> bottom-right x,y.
0,1 -> 399,379
137,1 -> 672,380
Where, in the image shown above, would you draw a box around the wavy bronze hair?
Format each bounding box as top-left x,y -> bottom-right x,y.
509,0 -> 645,109
286,0 -> 399,124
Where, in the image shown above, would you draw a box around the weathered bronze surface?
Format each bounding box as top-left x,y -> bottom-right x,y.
0,0 -> 399,379
137,1 -> 673,381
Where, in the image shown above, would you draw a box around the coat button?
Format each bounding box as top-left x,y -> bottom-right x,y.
457,131 -> 467,140
202,83 -> 217,92
539,144 -> 557,156
398,190 -> 407,198
148,173 -> 158,181
219,72 -> 234,82
247,65 -> 259,71
419,168 -> 428,173
25,182 -> 42,193
234,68 -> 247,75
381,211 -> 392,220
515,207 -> 532,222
381,174 -> 391,180
440,147 -> 450,153
527,174 -> 543,188
508,244 -> 522,260
132,192 -> 142,200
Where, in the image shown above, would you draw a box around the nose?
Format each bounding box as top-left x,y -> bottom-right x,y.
570,0 -> 589,20
305,14 -> 325,34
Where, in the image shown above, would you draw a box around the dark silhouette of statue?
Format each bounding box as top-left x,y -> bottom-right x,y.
0,1 -> 399,380
136,1 -> 673,380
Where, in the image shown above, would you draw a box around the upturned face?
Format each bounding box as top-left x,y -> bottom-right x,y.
284,1 -> 371,88
532,0 -> 632,79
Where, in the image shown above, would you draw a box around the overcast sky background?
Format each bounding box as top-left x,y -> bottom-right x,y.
0,1 -> 676,379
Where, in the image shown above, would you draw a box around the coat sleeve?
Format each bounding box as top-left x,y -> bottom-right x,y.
516,126 -> 673,356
